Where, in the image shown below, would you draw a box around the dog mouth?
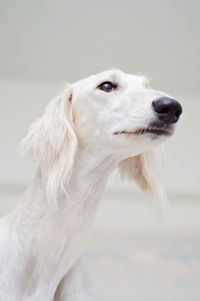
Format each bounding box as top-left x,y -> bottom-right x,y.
113,126 -> 173,137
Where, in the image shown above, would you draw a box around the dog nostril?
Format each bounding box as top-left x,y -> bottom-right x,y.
159,106 -> 169,115
175,107 -> 182,118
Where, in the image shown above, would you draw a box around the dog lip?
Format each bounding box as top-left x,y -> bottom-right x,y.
113,127 -> 172,136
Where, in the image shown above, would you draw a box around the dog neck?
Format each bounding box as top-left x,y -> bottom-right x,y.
4,147 -> 119,298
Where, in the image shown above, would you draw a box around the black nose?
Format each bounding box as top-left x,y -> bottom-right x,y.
152,97 -> 182,124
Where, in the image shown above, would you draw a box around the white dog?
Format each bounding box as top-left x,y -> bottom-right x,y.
0,70 -> 182,300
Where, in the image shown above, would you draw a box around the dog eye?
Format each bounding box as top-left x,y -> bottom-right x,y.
97,81 -> 117,93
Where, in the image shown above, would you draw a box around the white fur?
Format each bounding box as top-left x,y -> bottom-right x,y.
0,70 -> 178,300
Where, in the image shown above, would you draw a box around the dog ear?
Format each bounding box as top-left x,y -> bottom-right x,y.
118,149 -> 166,201
19,87 -> 77,209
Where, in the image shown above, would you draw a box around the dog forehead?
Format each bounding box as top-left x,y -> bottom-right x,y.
72,69 -> 145,93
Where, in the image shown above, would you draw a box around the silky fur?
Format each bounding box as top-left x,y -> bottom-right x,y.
0,69 -> 180,300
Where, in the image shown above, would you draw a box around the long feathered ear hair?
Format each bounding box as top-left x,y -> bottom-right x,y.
118,148 -> 167,206
19,87 -> 77,210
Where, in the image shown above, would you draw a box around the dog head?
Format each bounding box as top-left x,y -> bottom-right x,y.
72,69 -> 182,153
20,69 -> 182,207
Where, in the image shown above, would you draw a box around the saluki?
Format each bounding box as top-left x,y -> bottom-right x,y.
0,69 -> 182,300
